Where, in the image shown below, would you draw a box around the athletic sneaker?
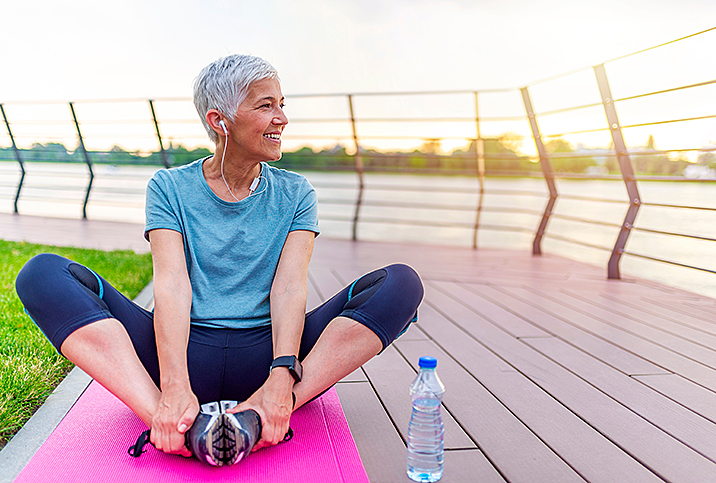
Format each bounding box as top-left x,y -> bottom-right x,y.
185,400 -> 262,466
128,400 -> 271,465
185,401 -> 223,465
221,402 -> 263,465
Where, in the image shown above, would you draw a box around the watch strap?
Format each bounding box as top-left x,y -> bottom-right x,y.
270,355 -> 303,382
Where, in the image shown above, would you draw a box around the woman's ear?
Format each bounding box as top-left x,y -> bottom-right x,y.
206,109 -> 225,137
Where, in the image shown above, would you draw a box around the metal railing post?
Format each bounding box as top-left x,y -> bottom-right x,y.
472,92 -> 486,249
69,102 -> 94,219
347,95 -> 364,241
1,104 -> 25,214
594,64 -> 641,280
149,99 -> 170,168
521,87 -> 558,255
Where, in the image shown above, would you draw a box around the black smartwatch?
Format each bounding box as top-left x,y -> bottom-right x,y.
270,355 -> 303,383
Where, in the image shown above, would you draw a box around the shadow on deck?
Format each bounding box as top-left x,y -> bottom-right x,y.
312,238 -> 716,483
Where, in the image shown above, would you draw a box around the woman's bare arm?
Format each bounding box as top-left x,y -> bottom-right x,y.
148,228 -> 198,456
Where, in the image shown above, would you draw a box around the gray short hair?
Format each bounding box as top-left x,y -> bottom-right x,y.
193,54 -> 279,143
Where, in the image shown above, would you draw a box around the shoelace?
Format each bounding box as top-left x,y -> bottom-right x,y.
128,429 -> 152,457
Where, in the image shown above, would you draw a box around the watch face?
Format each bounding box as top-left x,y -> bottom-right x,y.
272,356 -> 302,382
293,358 -> 303,381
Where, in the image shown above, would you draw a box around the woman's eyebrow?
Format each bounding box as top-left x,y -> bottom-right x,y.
256,95 -> 279,103
254,95 -> 285,103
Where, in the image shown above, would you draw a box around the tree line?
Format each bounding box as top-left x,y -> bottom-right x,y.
1,134 -> 711,176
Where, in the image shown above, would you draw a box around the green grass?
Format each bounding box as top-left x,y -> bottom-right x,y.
0,240 -> 153,448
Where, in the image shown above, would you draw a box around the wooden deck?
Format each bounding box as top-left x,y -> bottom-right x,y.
4,213 -> 716,482
311,238 -> 716,483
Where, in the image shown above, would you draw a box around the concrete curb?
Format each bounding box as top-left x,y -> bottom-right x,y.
0,281 -> 154,482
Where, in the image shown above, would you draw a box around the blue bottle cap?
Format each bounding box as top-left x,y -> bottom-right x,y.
418,356 -> 437,369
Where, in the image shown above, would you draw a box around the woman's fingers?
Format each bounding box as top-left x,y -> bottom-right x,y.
177,402 -> 199,433
231,371 -> 295,451
257,409 -> 291,450
175,404 -> 198,456
234,400 -> 290,450
151,388 -> 199,456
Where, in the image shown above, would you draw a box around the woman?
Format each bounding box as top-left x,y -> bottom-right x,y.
15,54 -> 423,466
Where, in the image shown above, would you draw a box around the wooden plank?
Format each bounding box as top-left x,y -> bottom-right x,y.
524,337 -> 716,465
683,300 -> 716,318
631,373 -> 716,424
423,283 -> 715,483
523,288 -> 716,386
599,292 -> 716,336
464,283 -> 716,391
427,280 -> 549,338
335,381 -> 409,483
361,345 -> 476,450
440,281 -> 668,376
340,368 -> 368,383
311,238 -> 587,284
442,449 -> 507,483
589,292 -> 716,341
554,290 -> 716,366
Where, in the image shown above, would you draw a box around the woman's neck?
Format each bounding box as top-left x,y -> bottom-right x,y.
203,154 -> 262,202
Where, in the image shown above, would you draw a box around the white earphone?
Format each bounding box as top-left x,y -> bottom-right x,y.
217,118 -> 264,200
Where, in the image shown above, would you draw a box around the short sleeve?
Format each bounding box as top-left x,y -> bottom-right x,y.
289,178 -> 320,236
144,171 -> 183,241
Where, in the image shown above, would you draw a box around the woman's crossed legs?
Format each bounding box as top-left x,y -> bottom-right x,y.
16,254 -> 423,454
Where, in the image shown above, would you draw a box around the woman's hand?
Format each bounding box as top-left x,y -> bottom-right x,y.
230,368 -> 295,451
150,385 -> 199,457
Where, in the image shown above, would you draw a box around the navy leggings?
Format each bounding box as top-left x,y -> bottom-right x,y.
15,253 -> 423,403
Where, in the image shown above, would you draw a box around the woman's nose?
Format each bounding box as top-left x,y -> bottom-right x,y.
274,107 -> 288,125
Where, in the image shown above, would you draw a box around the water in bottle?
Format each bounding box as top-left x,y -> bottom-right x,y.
407,356 -> 445,482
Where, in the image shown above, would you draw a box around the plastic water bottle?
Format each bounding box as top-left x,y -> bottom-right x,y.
407,356 -> 445,482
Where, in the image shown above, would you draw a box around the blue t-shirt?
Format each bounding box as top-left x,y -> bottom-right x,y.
144,158 -> 320,329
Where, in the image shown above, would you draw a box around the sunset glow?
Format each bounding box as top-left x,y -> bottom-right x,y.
1,1 -> 715,161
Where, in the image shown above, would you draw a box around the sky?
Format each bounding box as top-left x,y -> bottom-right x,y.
1,0 -> 715,154
3,0 -> 715,100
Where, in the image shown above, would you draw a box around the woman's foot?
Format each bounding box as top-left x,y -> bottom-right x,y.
185,401 -> 261,466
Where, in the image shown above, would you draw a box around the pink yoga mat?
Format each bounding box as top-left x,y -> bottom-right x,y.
15,382 -> 369,483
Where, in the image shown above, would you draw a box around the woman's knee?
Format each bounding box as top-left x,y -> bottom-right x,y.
16,253 -> 67,304
15,252 -> 108,325
351,264 -> 423,348
385,263 -> 424,306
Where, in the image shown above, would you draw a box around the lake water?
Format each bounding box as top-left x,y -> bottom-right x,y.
1,161 -> 715,299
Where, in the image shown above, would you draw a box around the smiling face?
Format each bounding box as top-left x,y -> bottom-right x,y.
226,77 -> 288,162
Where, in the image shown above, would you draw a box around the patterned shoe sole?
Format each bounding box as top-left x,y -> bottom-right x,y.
209,414 -> 240,466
